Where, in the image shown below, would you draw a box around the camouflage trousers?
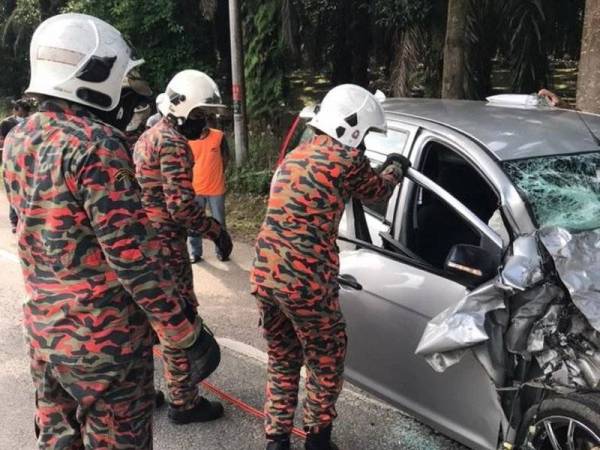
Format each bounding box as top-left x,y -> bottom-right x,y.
160,343 -> 200,409
31,352 -> 154,449
157,230 -> 197,307
156,232 -> 201,409
253,284 -> 347,437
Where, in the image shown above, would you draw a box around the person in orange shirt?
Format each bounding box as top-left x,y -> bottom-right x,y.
188,121 -> 230,262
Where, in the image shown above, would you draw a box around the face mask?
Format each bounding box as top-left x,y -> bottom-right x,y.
15,116 -> 25,124
179,117 -> 207,140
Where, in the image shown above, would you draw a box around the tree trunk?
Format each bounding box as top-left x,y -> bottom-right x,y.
349,0 -> 371,88
389,26 -> 422,97
214,0 -> 232,90
424,0 -> 448,98
331,1 -> 353,84
576,0 -> 600,113
442,0 -> 469,99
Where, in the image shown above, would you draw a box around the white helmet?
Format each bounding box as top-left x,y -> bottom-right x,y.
26,13 -> 143,111
308,84 -> 387,148
155,92 -> 168,110
158,70 -> 226,123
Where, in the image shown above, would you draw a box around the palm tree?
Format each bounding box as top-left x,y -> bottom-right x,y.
442,0 -> 468,98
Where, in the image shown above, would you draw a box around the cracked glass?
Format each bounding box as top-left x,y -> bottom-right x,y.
504,151 -> 600,231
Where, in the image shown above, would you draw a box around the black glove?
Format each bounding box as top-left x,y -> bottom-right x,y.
214,228 -> 233,261
185,324 -> 221,385
379,153 -> 411,174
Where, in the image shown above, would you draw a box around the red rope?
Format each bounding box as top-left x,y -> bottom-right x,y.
153,347 -> 307,439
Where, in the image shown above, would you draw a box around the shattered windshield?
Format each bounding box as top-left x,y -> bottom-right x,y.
504,152 -> 600,231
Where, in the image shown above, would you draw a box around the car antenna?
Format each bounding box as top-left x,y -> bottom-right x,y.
576,111 -> 600,147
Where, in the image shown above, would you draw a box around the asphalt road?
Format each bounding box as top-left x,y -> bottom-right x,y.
0,195 -> 465,450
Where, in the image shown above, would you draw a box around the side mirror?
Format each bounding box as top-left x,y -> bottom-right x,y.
444,244 -> 498,287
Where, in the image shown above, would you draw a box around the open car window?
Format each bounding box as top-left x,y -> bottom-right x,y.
362,129 -> 410,220
397,141 -> 507,272
340,167 -> 503,285
340,139 -> 504,286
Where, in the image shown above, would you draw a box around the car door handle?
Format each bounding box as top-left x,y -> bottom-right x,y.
338,274 -> 363,290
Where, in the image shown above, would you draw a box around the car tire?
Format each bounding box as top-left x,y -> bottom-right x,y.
516,393 -> 600,449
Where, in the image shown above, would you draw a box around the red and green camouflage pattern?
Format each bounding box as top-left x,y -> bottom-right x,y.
251,134 -> 403,436
250,134 -> 403,294
160,343 -> 201,409
255,284 -> 347,436
2,100 -> 200,368
133,118 -> 222,238
31,353 -> 154,449
133,118 -> 223,408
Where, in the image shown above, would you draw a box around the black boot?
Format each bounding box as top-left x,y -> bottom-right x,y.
154,390 -> 166,408
305,424 -> 338,450
168,397 -> 224,424
266,435 -> 290,450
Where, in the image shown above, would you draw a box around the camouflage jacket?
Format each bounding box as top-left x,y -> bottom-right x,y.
250,134 -> 403,294
133,119 -> 221,239
2,100 -> 199,366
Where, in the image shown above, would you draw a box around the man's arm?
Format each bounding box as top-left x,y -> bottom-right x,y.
220,136 -> 230,172
343,151 -> 404,202
160,140 -> 222,237
74,138 -> 199,349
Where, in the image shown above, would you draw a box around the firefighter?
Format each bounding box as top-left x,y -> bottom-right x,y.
133,69 -> 233,424
250,84 -> 410,450
3,13 -> 220,449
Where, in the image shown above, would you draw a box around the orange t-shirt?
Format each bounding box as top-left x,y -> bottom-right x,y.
189,129 -> 226,196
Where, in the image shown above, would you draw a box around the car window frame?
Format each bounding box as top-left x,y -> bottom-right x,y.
394,130 -> 507,240
341,166 -> 503,287
361,124 -> 418,224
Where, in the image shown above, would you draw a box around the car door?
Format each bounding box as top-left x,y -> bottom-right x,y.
338,168 -> 504,450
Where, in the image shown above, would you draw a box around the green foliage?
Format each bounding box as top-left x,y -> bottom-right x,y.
503,0 -> 549,92
226,130 -> 279,195
227,167 -> 273,195
64,0 -> 217,91
373,0 -> 432,30
0,0 -> 41,96
243,0 -> 287,123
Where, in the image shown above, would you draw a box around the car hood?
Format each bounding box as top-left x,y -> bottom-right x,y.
416,226 -> 600,391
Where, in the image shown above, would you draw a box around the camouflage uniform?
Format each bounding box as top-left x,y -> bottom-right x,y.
2,99 -> 199,449
250,134 -> 403,436
133,118 -> 222,409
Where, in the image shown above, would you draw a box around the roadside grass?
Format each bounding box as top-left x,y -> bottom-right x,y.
225,191 -> 267,244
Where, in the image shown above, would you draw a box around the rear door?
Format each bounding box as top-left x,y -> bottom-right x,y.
339,168 -> 504,450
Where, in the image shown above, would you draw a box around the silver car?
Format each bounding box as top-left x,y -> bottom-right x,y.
281,96 -> 600,449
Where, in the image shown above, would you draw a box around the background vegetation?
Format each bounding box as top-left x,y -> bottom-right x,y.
0,0 -> 595,238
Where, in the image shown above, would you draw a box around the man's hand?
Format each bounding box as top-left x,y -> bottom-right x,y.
538,89 -> 560,107
184,324 -> 221,385
214,228 -> 233,261
379,153 -> 411,174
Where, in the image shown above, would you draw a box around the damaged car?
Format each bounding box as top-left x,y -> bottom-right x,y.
293,95 -> 600,449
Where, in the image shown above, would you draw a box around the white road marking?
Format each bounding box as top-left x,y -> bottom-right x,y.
0,249 -> 19,264
218,336 -> 397,412
0,246 -> 396,413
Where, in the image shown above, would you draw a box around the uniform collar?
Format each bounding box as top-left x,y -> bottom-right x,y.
39,99 -> 96,120
39,99 -> 126,139
310,134 -> 338,148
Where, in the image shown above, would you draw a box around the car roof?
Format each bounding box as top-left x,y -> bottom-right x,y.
382,98 -> 600,161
